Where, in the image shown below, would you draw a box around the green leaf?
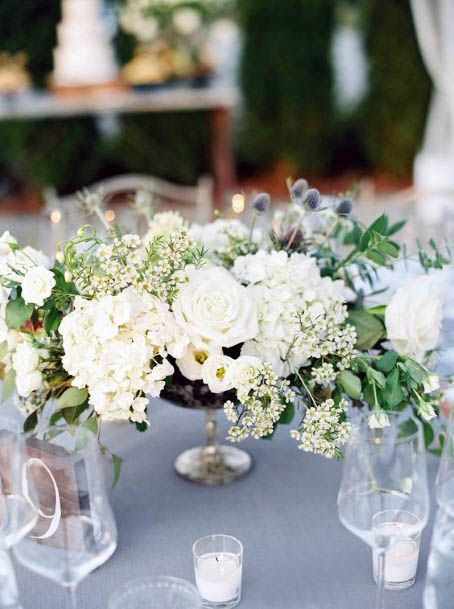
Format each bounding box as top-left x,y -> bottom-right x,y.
422,420 -> 435,449
278,402 -> 295,425
24,410 -> 38,433
57,387 -> 88,410
383,368 -> 406,408
403,360 -> 425,384
1,369 -> 16,402
112,453 -> 122,488
367,305 -> 387,317
5,297 -> 34,329
363,383 -> 377,408
49,410 -> 64,426
337,370 -> 362,400
368,367 -> 386,387
348,309 -> 385,350
83,416 -> 98,435
369,214 -> 388,235
43,306 -> 61,335
387,220 -> 406,236
376,351 -> 399,373
366,250 -> 387,266
359,229 -> 371,252
378,240 -> 399,258
75,431 -> 91,452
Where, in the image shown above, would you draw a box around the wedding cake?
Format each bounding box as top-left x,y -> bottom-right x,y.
52,0 -> 118,88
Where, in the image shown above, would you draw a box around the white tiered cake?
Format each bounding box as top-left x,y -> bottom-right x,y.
53,0 -> 118,88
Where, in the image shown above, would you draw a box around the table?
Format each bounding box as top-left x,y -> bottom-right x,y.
0,86 -> 240,203
13,399 -> 438,609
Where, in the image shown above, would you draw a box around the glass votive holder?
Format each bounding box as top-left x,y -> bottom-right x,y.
193,534 -> 243,608
109,576 -> 201,609
372,509 -> 422,590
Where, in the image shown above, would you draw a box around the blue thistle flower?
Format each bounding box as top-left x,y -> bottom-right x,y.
336,198 -> 352,215
302,188 -> 321,210
291,178 -> 308,198
252,192 -> 271,212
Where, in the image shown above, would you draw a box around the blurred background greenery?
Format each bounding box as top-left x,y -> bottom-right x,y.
0,0 -> 430,199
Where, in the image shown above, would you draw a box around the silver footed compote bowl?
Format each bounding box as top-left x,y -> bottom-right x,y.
161,370 -> 252,485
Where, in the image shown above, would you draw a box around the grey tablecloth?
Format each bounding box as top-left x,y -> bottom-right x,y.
13,399 -> 438,609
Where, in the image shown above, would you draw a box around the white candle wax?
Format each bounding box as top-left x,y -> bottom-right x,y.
195,552 -> 242,603
373,523 -> 420,583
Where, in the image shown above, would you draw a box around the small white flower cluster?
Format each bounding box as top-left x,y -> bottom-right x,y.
291,398 -> 351,459
67,230 -> 196,304
143,211 -> 188,245
232,250 -> 355,376
224,362 -> 295,441
59,287 -> 188,423
311,362 -> 337,385
190,218 -> 260,266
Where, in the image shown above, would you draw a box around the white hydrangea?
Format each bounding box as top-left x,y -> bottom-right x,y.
143,211 -> 187,245
190,218 -> 250,253
59,287 -> 189,422
233,250 -> 354,376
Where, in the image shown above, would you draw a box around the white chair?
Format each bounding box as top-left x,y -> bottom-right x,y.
49,174 -> 215,226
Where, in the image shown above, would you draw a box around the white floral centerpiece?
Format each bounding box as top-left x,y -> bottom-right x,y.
0,181 -> 449,482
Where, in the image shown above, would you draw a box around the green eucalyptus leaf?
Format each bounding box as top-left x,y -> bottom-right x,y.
348,309 -> 385,350
387,220 -> 406,236
366,250 -> 387,266
112,453 -> 122,488
57,387 -> 88,410
369,214 -> 388,235
1,369 -> 16,402
337,370 -> 362,400
5,297 -> 34,329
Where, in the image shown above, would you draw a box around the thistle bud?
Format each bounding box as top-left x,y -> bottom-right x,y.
291,178 -> 308,198
336,198 -> 352,215
302,188 -> 322,210
252,192 -> 271,212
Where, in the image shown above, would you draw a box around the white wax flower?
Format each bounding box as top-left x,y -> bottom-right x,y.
201,354 -> 234,393
21,266 -> 55,306
176,343 -> 221,381
385,276 -> 443,362
173,266 -> 258,348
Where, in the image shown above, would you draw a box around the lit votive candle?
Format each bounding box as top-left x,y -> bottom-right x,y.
193,534 -> 243,607
372,511 -> 422,590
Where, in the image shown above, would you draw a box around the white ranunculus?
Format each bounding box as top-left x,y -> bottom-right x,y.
385,276 -> 444,362
201,354 -> 234,393
12,342 -> 40,376
176,343 -> 222,381
173,267 -> 258,348
16,370 -> 42,397
231,355 -> 262,390
21,266 -> 55,307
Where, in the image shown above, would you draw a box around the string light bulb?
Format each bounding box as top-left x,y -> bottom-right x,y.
231,193 -> 245,214
50,209 -> 62,224
104,209 -> 116,222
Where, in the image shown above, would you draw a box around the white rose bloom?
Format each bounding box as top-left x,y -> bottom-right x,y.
231,355 -> 262,390
12,342 -> 40,376
368,410 -> 390,429
424,373 -> 440,394
16,370 -> 42,397
0,231 -> 17,257
385,276 -> 443,361
173,266 -> 258,348
176,343 -> 222,381
21,266 -> 55,306
201,354 -> 234,393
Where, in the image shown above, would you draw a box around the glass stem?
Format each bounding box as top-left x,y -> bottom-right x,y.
375,549 -> 386,609
204,410 -> 219,456
68,585 -> 77,609
0,548 -> 20,609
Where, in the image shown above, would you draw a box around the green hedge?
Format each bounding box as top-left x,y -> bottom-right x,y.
356,0 -> 431,179
238,0 -> 336,174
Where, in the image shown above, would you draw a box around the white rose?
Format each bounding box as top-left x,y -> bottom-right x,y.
201,354 -> 234,393
232,355 -> 262,390
173,267 -> 258,348
176,343 -> 222,381
16,370 -> 42,397
12,342 -> 40,376
21,266 -> 55,307
385,276 -> 443,361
